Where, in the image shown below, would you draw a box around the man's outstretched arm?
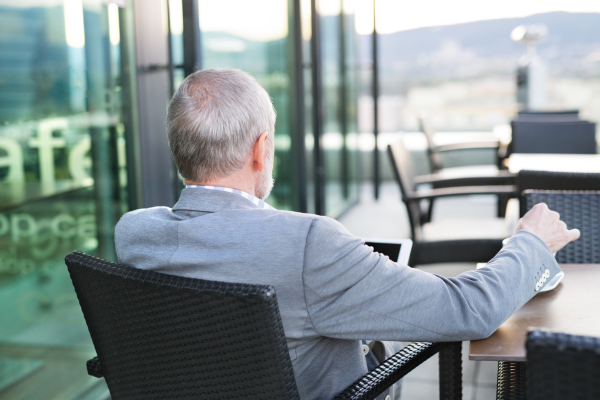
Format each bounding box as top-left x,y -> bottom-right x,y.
301,203 -> 579,342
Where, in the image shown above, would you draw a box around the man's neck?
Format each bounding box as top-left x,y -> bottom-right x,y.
185,171 -> 257,197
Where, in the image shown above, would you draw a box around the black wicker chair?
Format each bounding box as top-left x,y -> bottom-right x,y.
65,251 -> 463,400
526,329 -> 600,400
522,190 -> 600,264
510,116 -> 596,155
388,139 -> 516,265
497,190 -> 600,399
517,170 -> 600,217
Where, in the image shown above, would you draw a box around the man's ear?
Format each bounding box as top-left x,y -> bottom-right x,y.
252,131 -> 269,172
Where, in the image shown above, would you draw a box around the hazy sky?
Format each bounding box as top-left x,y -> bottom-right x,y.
350,0 -> 600,34
196,0 -> 600,41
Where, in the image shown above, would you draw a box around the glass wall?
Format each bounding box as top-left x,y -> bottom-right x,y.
0,1 -> 364,397
0,1 -> 133,398
296,0 -> 361,217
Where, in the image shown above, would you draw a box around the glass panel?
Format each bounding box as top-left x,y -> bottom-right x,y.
0,1 -> 134,397
198,0 -> 293,210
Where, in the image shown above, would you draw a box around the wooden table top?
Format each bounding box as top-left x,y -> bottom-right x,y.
508,153 -> 600,174
469,264 -> 600,362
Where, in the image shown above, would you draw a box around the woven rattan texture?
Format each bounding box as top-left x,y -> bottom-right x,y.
526,330 -> 600,400
65,251 -> 300,400
523,191 -> 600,263
334,342 -> 444,400
517,170 -> 600,217
439,342 -> 462,400
496,361 -> 525,400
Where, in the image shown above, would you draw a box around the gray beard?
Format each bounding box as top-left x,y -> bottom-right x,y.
256,155 -> 274,201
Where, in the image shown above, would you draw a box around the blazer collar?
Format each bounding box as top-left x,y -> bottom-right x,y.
172,187 -> 261,213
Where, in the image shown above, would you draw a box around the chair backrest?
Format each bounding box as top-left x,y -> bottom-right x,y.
65,251 -> 300,400
418,114 -> 443,172
516,110 -> 580,123
510,120 -> 596,154
522,190 -> 600,263
388,140 -> 421,240
526,329 -> 600,400
517,170 -> 600,217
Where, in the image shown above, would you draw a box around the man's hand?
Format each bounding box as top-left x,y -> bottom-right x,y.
516,203 -> 580,253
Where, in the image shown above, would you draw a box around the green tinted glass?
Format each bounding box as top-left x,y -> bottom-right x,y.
0,1 -> 132,397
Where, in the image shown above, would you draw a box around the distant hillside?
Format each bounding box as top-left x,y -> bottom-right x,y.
359,12 -> 600,74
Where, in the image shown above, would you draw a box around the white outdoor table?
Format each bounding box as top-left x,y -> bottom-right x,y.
508,153 -> 600,174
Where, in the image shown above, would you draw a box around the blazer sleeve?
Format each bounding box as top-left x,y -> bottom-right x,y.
302,216 -> 561,342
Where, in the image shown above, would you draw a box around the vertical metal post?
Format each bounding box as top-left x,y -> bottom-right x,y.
339,2 -> 349,200
311,0 -> 325,215
182,0 -> 202,76
165,0 -> 180,202
290,0 -> 307,213
132,0 -> 175,208
372,0 -> 379,200
119,2 -> 143,211
166,3 -> 175,97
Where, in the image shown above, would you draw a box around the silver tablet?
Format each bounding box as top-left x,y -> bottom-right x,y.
363,238 -> 413,265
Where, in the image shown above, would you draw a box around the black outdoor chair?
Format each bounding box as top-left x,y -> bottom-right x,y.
517,170 -> 600,217
387,139 -> 517,266
418,115 -> 515,218
65,251 -> 463,400
498,329 -> 600,400
526,329 -> 600,400
419,114 -> 507,172
522,190 -> 600,264
510,112 -> 596,155
497,190 -> 600,399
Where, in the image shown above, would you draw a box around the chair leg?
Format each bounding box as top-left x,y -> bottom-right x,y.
439,342 -> 462,400
496,361 -> 525,400
426,199 -> 435,223
497,195 -> 509,218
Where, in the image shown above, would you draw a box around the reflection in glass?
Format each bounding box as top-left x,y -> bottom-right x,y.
0,1 -> 133,397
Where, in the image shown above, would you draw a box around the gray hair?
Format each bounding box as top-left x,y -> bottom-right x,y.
167,68 -> 276,182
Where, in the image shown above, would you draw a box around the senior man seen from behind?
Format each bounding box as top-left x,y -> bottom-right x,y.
115,69 -> 579,400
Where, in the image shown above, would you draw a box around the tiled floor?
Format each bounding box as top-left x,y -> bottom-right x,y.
338,182 -> 506,400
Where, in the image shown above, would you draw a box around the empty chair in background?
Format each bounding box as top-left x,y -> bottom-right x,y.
517,169 -> 600,216
387,138 -> 516,266
510,110 -> 596,154
419,114 -> 515,218
522,190 -> 600,263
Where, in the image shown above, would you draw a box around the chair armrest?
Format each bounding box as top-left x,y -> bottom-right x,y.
87,356 -> 103,378
414,173 -> 516,188
406,185 -> 517,201
334,342 -> 444,400
436,141 -> 500,153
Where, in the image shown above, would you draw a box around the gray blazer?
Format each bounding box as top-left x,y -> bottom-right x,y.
115,188 -> 561,400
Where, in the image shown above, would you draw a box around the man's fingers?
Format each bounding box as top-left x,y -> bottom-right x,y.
567,228 -> 581,242
558,220 -> 567,230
